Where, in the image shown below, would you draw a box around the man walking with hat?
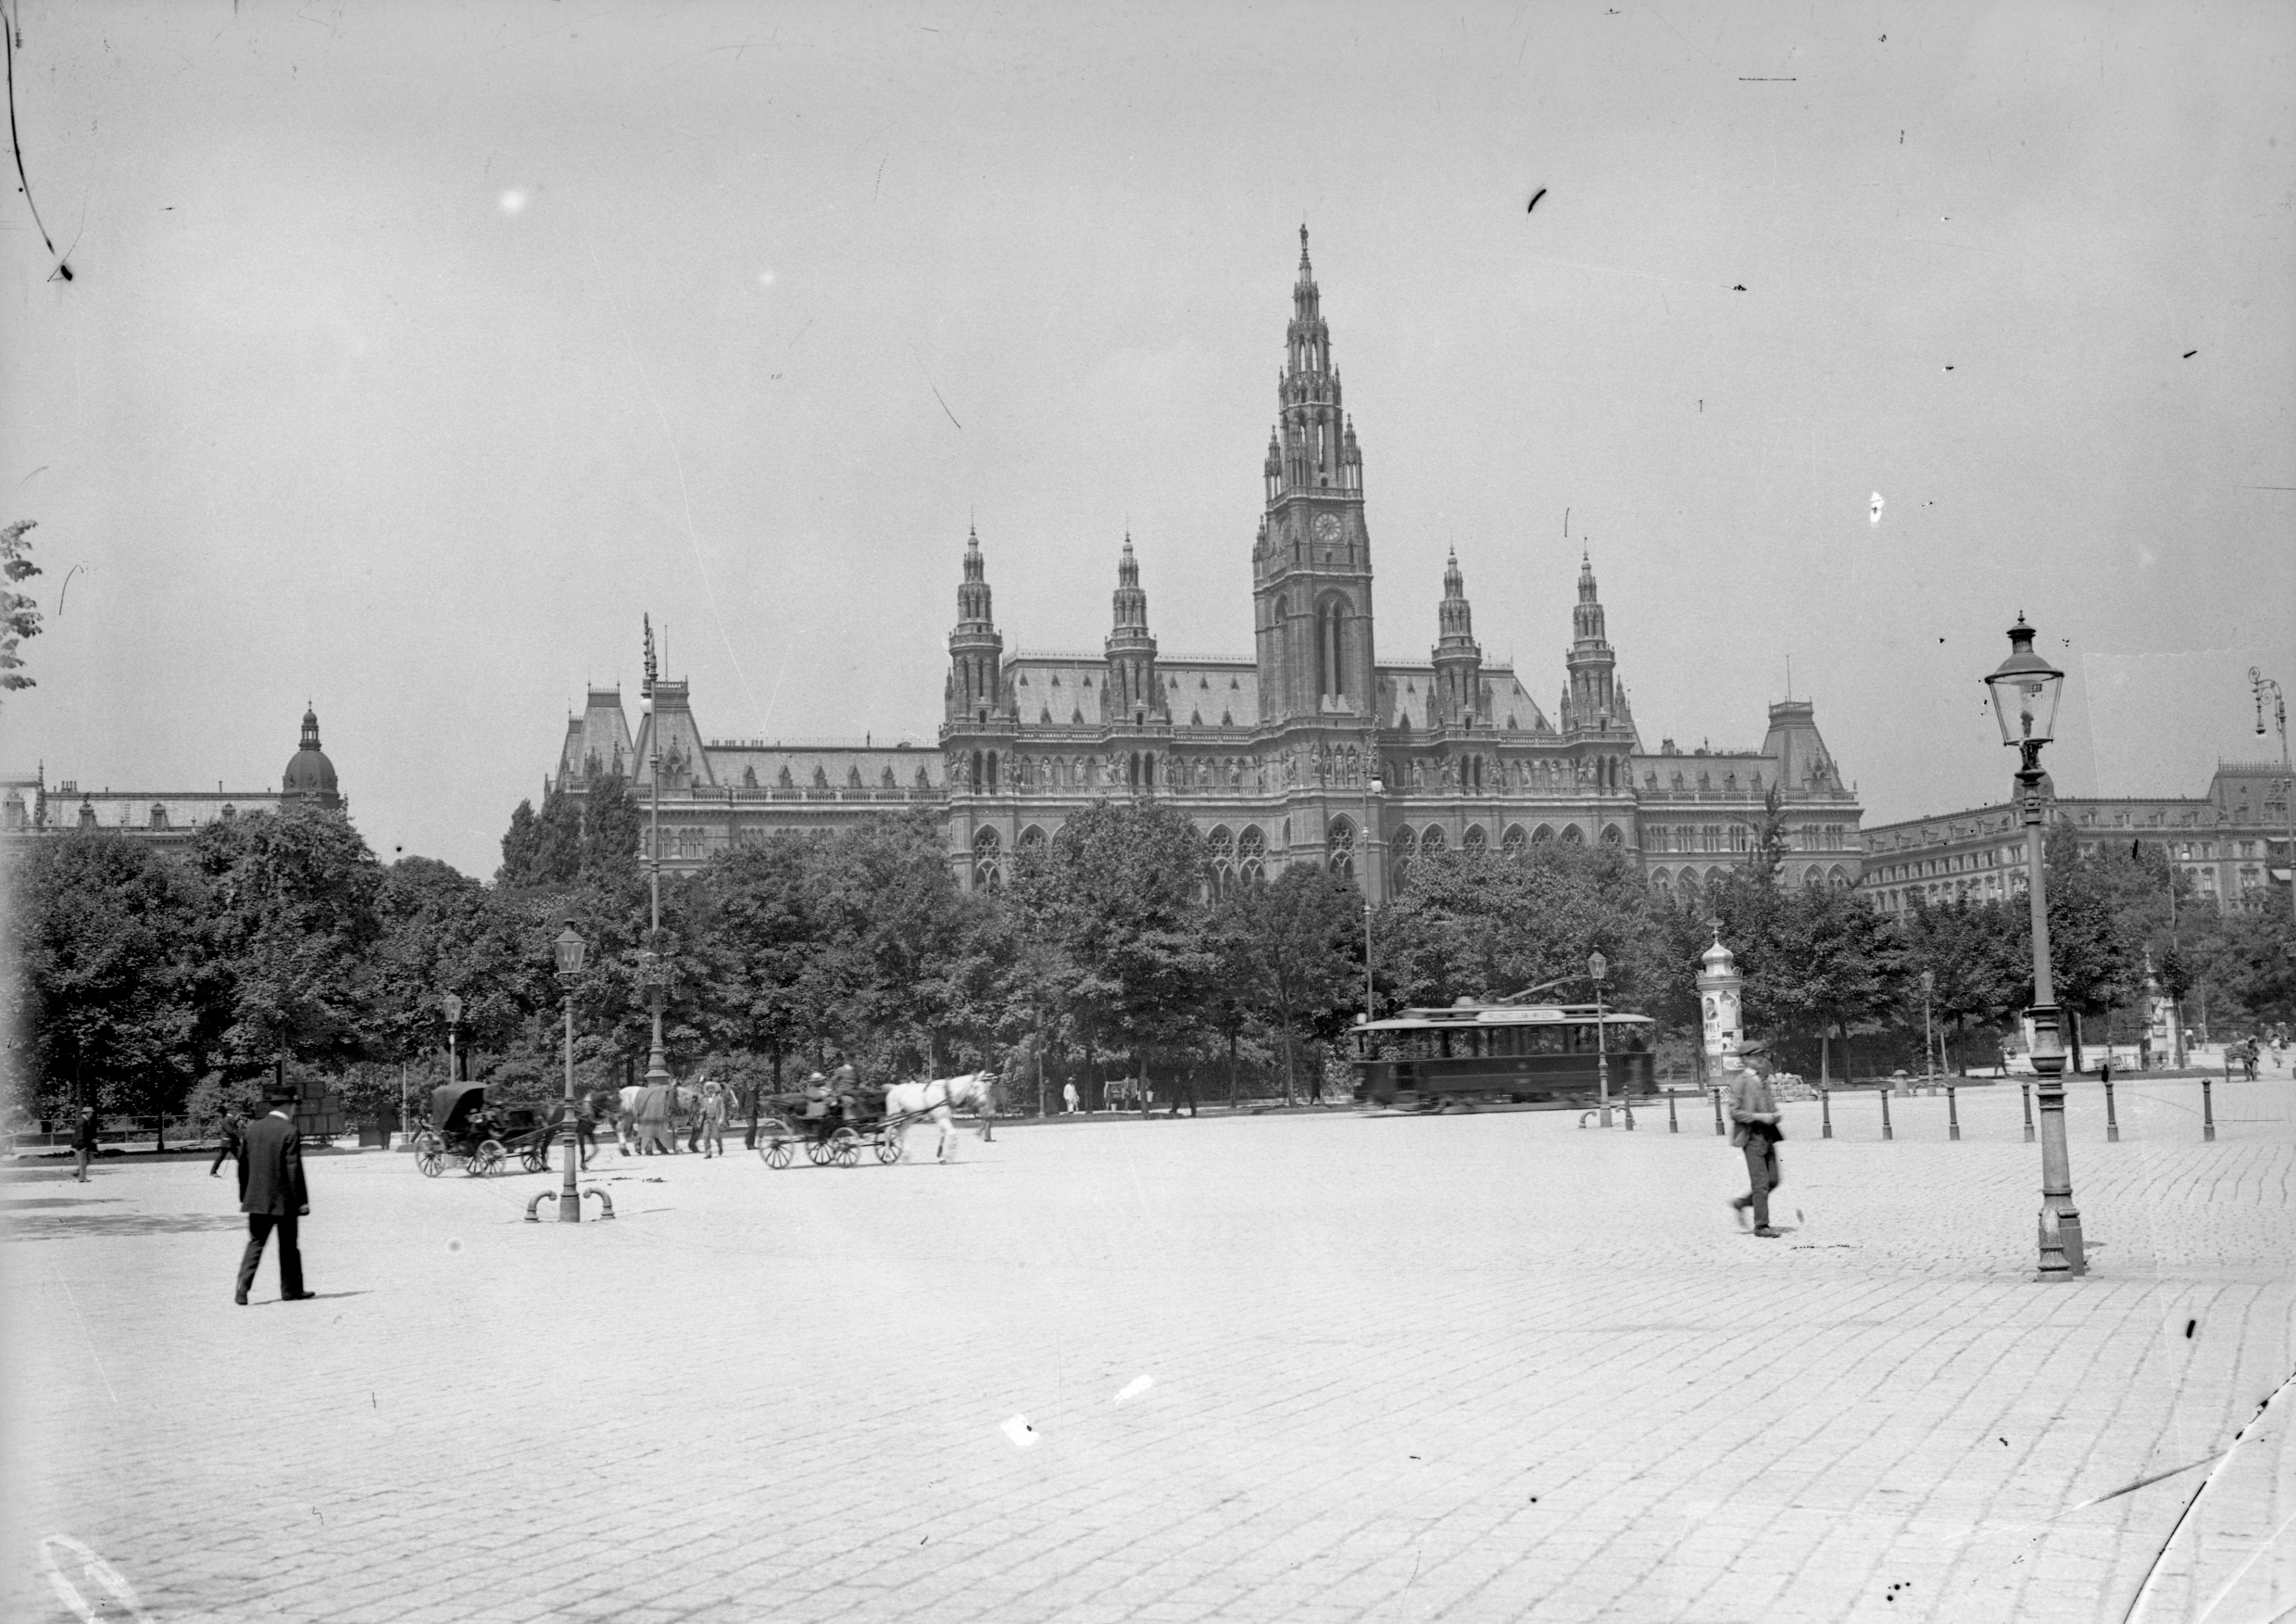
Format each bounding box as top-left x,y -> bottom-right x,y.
1725,1042 -> 1785,1239
235,1091 -> 313,1304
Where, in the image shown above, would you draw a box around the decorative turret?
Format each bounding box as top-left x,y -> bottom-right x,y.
1430,548 -> 1484,728
1562,550 -> 1623,733
946,524 -> 1007,725
1253,227 -> 1376,724
282,705 -> 342,806
1104,535 -> 1166,724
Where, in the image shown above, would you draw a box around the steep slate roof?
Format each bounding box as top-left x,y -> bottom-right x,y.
558,687 -> 635,785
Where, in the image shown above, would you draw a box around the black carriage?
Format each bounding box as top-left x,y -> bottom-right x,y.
753,1087 -> 906,1169
411,1083 -> 557,1177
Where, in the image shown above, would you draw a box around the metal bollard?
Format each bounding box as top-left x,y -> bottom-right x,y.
2021,1081 -> 2034,1142
1947,1084 -> 1960,1141
1821,1088 -> 1833,1139
1712,1087 -> 1725,1136
1667,1089 -> 1679,1133
2103,1076 -> 2119,1143
2202,1074 -> 2215,1142
1880,1086 -> 1893,1140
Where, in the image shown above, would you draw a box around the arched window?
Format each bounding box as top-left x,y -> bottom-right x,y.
1532,824 -> 1554,844
1828,864 -> 1851,890
1326,814 -> 1355,879
1389,825 -> 1416,891
1651,869 -> 1674,904
1803,864 -> 1824,888
1238,825 -> 1268,889
1018,824 -> 1048,854
1501,824 -> 1527,859
1206,825 -> 1235,899
1679,869 -> 1703,908
1601,825 -> 1623,846
1317,597 -> 1348,700
970,750 -> 983,791
1462,825 -> 1487,854
1561,825 -> 1584,845
149,803 -> 169,829
1420,825 -> 1446,855
985,751 -> 999,793
973,825 -> 1004,891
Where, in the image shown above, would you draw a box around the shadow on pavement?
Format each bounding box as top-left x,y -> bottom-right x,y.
3,1212 -> 246,1240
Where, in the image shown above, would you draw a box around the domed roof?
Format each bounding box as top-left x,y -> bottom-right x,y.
1699,932 -> 1738,976
282,706 -> 340,802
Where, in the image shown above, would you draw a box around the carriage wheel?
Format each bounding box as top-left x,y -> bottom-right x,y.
413,1132 -> 444,1177
470,1139 -> 506,1177
875,1130 -> 903,1164
521,1145 -> 549,1174
830,1128 -> 862,1167
762,1139 -> 795,1169
805,1138 -> 832,1166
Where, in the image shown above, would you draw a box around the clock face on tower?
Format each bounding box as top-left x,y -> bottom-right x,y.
1312,512 -> 1341,545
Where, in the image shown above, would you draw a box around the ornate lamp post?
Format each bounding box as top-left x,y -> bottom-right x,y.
642,616 -> 672,1097
1363,774 -> 1384,1025
1589,950 -> 1611,1127
553,924 -> 586,1223
1985,615 -> 2084,1279
2252,667 -> 2292,925
442,992 -> 463,1088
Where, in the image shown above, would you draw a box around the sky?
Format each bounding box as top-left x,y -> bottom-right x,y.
2,0 -> 2290,879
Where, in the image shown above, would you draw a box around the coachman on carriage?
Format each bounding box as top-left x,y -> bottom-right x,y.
753,1069 -> 995,1168
411,1083 -> 556,1177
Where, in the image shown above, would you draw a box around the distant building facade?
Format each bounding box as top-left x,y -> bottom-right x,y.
548,233 -> 1866,901
1860,760 -> 2293,913
2,706 -> 344,849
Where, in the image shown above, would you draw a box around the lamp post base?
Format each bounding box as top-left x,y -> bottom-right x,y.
2036,1201 -> 2088,1279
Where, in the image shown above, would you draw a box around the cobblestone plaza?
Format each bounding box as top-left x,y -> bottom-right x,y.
6,1079 -> 2291,1624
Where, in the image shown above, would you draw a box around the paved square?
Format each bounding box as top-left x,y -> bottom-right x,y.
6,1079 -> 2291,1623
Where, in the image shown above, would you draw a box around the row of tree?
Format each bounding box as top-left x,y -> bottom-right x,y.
7,779 -> 2291,1130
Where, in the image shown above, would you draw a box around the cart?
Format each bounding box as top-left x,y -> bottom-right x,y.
412,1084 -> 554,1177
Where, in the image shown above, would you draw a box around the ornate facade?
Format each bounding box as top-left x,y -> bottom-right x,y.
2,707 -> 344,848
1861,762 -> 2293,914
551,232 -> 1866,901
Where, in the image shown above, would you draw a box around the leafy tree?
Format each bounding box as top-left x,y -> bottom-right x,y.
1899,897 -> 2026,1071
1016,800 -> 1212,1107
1,519 -> 39,701
189,803 -> 387,1085
1227,865 -> 1362,1103
1378,841 -> 1669,1017
16,832 -> 214,1129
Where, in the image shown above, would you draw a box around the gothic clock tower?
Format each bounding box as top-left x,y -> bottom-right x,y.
1253,227 -> 1374,726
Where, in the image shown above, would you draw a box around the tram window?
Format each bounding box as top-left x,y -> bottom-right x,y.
1524,1027 -> 1563,1055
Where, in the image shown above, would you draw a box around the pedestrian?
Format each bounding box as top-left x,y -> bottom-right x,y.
69,1106 -> 99,1182
234,1091 -> 312,1304
1061,1080 -> 1080,1115
208,1107 -> 245,1177
636,1081 -> 676,1155
684,1081 -> 707,1153
697,1079 -> 727,1158
613,1084 -> 638,1156
1725,1045 -> 1785,1239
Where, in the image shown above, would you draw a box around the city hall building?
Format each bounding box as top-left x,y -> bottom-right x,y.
549,233 -> 1867,904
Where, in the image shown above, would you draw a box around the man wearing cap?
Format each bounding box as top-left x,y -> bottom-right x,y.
235,1092 -> 313,1303
1725,1043 -> 1785,1239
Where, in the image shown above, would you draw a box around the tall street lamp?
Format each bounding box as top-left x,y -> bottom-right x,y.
1985,615 -> 2085,1280
553,923 -> 586,1223
1589,950 -> 1611,1127
643,616 -> 672,1098
1363,773 -> 1384,1025
442,992 -> 463,1089
2252,667 -> 2292,925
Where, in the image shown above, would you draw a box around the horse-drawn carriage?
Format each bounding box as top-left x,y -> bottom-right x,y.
412,1083 -> 556,1177
753,1072 -> 995,1168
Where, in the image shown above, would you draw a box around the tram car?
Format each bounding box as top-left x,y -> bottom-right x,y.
1351,1000 -> 1657,1112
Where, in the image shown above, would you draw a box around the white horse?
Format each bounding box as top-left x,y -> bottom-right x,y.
881,1071 -> 996,1164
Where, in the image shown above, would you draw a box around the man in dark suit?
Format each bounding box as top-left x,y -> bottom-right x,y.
235,1092 -> 312,1304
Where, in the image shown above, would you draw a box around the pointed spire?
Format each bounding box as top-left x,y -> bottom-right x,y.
1111,533 -> 1148,628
